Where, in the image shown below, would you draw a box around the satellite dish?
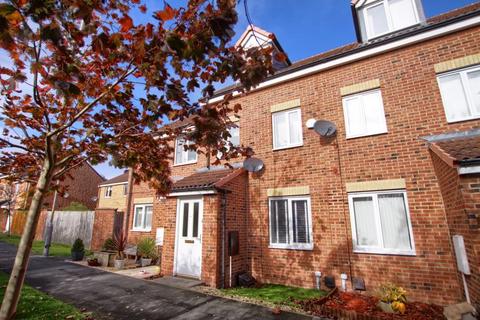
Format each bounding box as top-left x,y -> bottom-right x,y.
243,157 -> 264,173
313,120 -> 337,138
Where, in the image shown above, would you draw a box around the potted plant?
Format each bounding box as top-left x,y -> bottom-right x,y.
137,237 -> 158,267
377,283 -> 407,314
113,230 -> 127,269
71,238 -> 85,261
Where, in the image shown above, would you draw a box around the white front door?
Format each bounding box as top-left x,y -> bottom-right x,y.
175,198 -> 203,278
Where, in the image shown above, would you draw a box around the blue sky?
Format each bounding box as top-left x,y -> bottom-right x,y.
95,0 -> 477,179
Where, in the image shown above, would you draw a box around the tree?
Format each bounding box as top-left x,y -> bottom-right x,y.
0,0 -> 273,318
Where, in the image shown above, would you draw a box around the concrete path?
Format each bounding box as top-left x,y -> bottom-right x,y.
0,242 -> 317,320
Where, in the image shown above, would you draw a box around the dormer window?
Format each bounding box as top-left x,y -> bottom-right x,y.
357,0 -> 424,40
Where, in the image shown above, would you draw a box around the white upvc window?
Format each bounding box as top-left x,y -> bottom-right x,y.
348,190 -> 415,255
272,108 -> 303,150
342,89 -> 388,139
104,186 -> 112,198
123,184 -> 128,197
132,204 -> 153,231
174,137 -> 197,165
269,196 -> 313,250
437,65 -> 480,123
362,0 -> 420,40
227,125 -> 240,147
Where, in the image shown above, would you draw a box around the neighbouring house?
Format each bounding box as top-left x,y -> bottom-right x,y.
97,171 -> 129,212
5,163 -> 104,236
126,1 -> 480,308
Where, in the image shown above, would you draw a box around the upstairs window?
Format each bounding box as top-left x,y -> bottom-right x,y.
362,0 -> 420,40
272,108 -> 303,150
437,65 -> 480,123
342,89 -> 388,139
227,125 -> 240,147
123,184 -> 128,196
104,186 -> 112,198
174,137 -> 197,165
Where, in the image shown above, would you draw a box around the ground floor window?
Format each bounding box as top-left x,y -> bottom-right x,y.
269,196 -> 313,250
133,204 -> 153,231
348,190 -> 415,255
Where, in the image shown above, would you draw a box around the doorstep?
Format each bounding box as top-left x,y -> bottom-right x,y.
152,275 -> 204,289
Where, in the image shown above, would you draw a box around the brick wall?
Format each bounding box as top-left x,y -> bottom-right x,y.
43,163 -> 104,210
91,209 -> 117,251
223,172 -> 248,287
224,25 -> 480,305
432,151 -> 480,308
128,24 -> 480,305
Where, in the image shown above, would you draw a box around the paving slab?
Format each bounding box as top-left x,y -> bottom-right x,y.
153,276 -> 204,289
0,242 -> 323,320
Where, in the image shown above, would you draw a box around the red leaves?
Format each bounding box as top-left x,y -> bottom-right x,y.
119,15 -> 133,32
155,4 -> 176,21
139,5 -> 147,13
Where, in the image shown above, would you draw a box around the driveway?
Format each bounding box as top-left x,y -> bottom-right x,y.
0,242 -> 317,320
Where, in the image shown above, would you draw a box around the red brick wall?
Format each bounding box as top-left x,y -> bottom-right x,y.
43,163 -> 104,210
128,25 -> 480,305
226,25 -> 480,305
91,209 -> 116,251
223,172 -> 248,287
432,151 -> 480,308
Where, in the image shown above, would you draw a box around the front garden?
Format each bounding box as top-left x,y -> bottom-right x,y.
202,282 -> 447,320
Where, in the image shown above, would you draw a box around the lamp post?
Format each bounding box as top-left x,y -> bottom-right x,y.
43,182 -> 69,257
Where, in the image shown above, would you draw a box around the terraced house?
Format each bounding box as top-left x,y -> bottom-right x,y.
126,1 -> 480,308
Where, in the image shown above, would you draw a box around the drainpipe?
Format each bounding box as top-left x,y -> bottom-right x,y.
220,190 -> 227,289
125,168 -> 134,241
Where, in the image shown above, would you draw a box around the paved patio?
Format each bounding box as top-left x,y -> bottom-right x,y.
0,242 -> 321,320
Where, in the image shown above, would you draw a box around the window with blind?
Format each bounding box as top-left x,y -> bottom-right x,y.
342,89 -> 388,139
272,108 -> 303,150
348,190 -> 415,255
269,196 -> 313,250
174,137 -> 197,165
437,65 -> 480,123
133,204 -> 153,231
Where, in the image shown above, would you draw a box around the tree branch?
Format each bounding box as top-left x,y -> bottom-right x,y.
0,137 -> 44,155
53,158 -> 87,180
47,65 -> 137,138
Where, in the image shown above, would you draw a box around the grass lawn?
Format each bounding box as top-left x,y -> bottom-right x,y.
0,233 -> 72,257
222,284 -> 326,307
0,271 -> 86,319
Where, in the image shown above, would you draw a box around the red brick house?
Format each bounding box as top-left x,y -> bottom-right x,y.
127,1 -> 480,307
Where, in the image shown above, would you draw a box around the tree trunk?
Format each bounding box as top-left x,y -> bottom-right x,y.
0,157 -> 55,320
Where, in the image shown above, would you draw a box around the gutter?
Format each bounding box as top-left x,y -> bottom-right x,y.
210,9 -> 480,100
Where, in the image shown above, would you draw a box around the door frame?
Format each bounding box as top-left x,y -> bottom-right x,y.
173,196 -> 204,279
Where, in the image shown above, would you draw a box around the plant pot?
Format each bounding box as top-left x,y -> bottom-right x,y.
114,259 -> 125,270
141,258 -> 152,267
378,301 -> 394,313
71,251 -> 85,261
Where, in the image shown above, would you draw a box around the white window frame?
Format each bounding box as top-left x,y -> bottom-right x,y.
174,137 -> 197,166
123,184 -> 128,197
342,89 -> 388,139
362,0 -> 420,40
348,190 -> 415,256
132,204 -> 153,232
104,186 -> 112,198
268,196 -> 313,250
437,65 -> 480,123
272,107 -> 303,150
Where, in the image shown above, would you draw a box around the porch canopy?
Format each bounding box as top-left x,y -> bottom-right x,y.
170,168 -> 244,196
